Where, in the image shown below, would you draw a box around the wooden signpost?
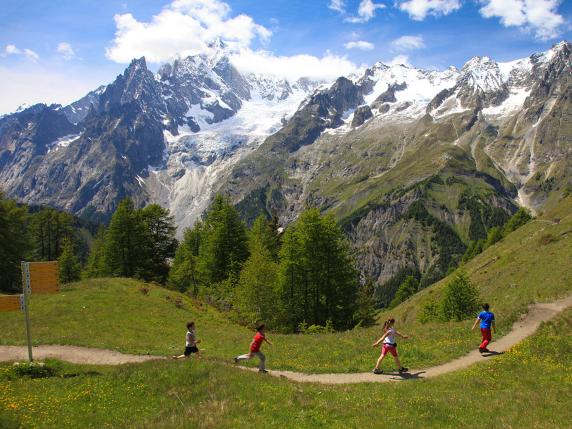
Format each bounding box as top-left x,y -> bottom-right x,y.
0,294 -> 24,312
20,261 -> 60,361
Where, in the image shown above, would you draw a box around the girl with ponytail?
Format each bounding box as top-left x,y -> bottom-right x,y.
372,318 -> 410,375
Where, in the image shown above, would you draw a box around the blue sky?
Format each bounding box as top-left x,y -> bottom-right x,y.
1,0 -> 570,113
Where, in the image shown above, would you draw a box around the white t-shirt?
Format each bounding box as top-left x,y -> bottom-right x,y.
383,327 -> 396,345
186,330 -> 196,347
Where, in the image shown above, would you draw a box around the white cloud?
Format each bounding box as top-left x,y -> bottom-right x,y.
344,40 -> 375,50
329,0 -> 346,13
345,0 -> 386,23
399,0 -> 461,20
229,49 -> 359,81
3,44 -> 39,61
479,0 -> 565,39
388,54 -> 412,66
105,0 -> 359,82
57,42 -> 75,60
391,35 -> 425,51
4,44 -> 21,55
106,0 -> 271,63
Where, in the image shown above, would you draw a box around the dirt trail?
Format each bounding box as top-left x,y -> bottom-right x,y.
239,295 -> 572,384
0,345 -> 164,365
1,295 -> 570,382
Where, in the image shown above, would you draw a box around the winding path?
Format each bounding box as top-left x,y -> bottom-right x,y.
1,295 -> 571,384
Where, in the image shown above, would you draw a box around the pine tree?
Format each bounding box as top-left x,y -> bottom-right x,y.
441,272 -> 480,321
169,221 -> 203,293
389,275 -> 419,308
84,226 -> 108,278
278,209 -> 359,331
249,215 -> 280,260
197,195 -> 249,285
103,198 -> 147,278
140,204 -> 178,283
58,237 -> 81,284
235,239 -> 280,326
30,208 -> 73,261
353,278 -> 378,327
0,192 -> 29,293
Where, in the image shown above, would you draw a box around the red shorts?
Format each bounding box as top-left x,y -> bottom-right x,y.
382,343 -> 397,357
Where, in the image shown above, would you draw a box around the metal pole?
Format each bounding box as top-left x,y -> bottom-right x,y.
21,261 -> 33,362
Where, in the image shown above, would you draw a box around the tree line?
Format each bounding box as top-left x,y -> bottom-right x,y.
0,192 -> 92,293
167,195 -> 374,332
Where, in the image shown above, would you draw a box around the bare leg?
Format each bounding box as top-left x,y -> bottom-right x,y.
392,355 -> 402,369
374,353 -> 386,370
173,354 -> 189,359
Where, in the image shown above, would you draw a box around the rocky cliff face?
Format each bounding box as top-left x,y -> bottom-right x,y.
221,41 -> 571,287
0,41 -> 570,289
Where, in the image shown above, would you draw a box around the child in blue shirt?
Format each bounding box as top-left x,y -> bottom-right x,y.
472,303 -> 496,353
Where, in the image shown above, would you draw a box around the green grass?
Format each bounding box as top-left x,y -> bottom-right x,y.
0,197 -> 571,374
1,308 -> 570,429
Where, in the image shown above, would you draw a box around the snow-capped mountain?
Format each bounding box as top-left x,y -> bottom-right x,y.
0,42 -> 321,225
0,41 -> 570,291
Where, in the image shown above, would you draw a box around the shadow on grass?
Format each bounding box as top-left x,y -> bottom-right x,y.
62,370 -> 102,378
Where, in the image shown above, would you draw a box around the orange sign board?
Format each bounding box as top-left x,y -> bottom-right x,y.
0,295 -> 23,312
28,262 -> 59,294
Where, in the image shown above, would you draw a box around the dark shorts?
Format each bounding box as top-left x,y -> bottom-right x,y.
184,346 -> 199,356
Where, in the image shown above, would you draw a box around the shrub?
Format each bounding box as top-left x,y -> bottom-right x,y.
441,272 -> 480,321
10,361 -> 58,379
418,300 -> 441,324
299,320 -> 335,334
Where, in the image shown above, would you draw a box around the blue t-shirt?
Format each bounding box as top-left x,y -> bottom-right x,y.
478,311 -> 495,329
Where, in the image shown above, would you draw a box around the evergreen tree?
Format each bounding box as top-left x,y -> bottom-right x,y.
103,198 -> 147,278
235,239 -> 280,326
278,209 -> 359,330
84,226 -> 108,278
197,195 -> 249,285
58,237 -> 81,283
0,192 -> 29,293
30,208 -> 73,260
389,275 -> 419,308
503,208 -> 532,234
484,226 -> 503,248
249,215 -> 280,260
353,278 -> 378,327
441,272 -> 480,321
140,204 -> 178,283
169,221 -> 203,294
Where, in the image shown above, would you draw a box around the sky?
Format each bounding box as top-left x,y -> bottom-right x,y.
0,0 -> 570,114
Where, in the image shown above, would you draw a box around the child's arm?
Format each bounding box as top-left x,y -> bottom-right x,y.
373,332 -> 388,347
491,320 -> 496,333
396,330 -> 409,339
471,317 -> 480,330
264,337 -> 272,346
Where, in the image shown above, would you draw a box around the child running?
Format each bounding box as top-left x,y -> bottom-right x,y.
372,318 -> 410,374
234,324 -> 272,373
472,303 -> 496,353
173,321 -> 201,359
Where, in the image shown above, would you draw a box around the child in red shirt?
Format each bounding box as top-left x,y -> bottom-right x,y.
234,324 -> 272,373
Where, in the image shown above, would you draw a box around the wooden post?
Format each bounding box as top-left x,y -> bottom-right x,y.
21,261 -> 33,362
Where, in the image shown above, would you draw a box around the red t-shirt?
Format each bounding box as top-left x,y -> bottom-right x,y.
250,332 -> 265,352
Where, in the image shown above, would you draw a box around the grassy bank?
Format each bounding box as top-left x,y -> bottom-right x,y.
1,309 -> 570,429
0,198 -> 571,373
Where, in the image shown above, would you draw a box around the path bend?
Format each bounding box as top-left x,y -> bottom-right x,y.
1,295 -> 571,384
